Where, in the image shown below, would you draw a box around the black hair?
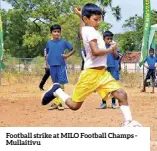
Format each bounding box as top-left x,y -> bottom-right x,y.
102,31 -> 114,38
82,3 -> 102,20
50,24 -> 61,33
149,48 -> 154,52
149,48 -> 154,51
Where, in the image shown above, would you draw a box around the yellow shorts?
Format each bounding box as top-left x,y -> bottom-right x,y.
72,68 -> 121,102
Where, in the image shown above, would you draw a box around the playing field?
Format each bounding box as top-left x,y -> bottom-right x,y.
0,78 -> 156,150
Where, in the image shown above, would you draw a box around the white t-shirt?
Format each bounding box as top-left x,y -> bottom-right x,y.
81,26 -> 107,69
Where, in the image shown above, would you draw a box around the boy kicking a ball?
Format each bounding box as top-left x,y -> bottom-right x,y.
42,3 -> 142,127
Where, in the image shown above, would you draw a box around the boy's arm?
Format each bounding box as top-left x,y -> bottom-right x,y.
143,63 -> 149,69
110,41 -> 119,59
79,19 -> 85,39
113,50 -> 119,59
73,7 -> 85,39
143,60 -> 149,69
45,52 -> 49,69
143,57 -> 149,69
62,49 -> 75,60
89,39 -> 116,56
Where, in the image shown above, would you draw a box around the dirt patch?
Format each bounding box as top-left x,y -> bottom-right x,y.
0,80 -> 156,150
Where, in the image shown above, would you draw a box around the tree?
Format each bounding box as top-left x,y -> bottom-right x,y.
2,0 -> 122,58
118,31 -> 137,53
97,0 -> 121,21
118,10 -> 157,53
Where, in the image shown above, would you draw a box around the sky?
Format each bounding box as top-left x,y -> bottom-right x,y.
1,0 -> 157,33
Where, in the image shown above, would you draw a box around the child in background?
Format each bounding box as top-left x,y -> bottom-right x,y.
45,24 -> 75,110
100,31 -> 120,109
141,48 -> 157,93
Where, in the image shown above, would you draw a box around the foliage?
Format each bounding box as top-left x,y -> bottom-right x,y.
2,0 -> 121,59
116,10 -> 157,53
117,31 -> 137,53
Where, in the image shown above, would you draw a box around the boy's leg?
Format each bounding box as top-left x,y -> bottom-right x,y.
65,99 -> 83,110
141,70 -> 150,92
100,99 -> 117,110
42,84 -> 84,110
152,79 -> 155,93
52,98 -> 79,110
99,67 -> 111,109
100,97 -> 116,110
100,67 -> 117,109
48,66 -> 83,110
110,69 -> 118,108
42,69 -> 99,110
97,71 -> 141,126
52,98 -> 64,110
39,68 -> 50,90
112,98 -> 116,104
111,89 -> 142,127
49,66 -> 63,107
151,70 -> 156,93
112,89 -> 132,122
55,68 -> 98,110
111,97 -> 117,109
49,66 -> 58,83
56,65 -> 69,109
100,99 -> 107,109
111,70 -> 120,109
141,78 -> 147,92
81,60 -> 85,71
53,84 -> 64,110
42,84 -> 61,105
43,68 -> 50,81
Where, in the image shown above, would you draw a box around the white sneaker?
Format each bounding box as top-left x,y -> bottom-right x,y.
122,120 -> 143,127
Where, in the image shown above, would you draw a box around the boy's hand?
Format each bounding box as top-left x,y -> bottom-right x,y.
144,63 -> 149,69
45,66 -> 49,72
110,42 -> 117,52
73,6 -> 82,17
62,54 -> 69,60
